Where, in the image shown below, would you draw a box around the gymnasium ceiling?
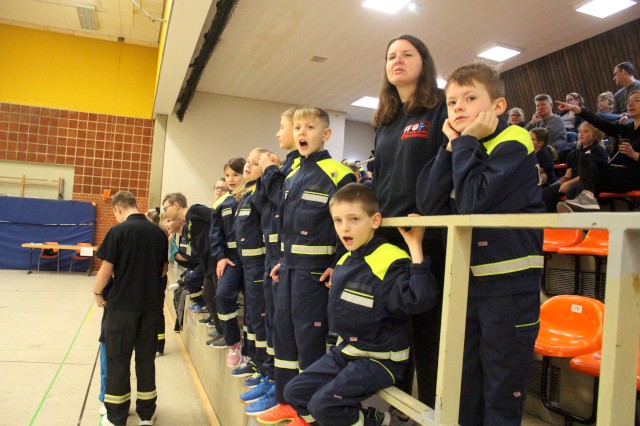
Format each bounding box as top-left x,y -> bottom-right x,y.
2,1 -> 640,122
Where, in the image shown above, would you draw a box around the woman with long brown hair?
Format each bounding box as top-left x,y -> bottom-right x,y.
372,34 -> 447,410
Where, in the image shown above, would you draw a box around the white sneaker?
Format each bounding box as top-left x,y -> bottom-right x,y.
168,283 -> 180,291
140,415 -> 155,425
100,415 -> 116,426
99,403 -> 107,416
561,191 -> 600,212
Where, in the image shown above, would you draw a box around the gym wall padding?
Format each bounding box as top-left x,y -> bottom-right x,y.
0,196 -> 96,270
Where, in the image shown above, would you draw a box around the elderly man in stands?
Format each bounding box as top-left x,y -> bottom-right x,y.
525,94 -> 567,151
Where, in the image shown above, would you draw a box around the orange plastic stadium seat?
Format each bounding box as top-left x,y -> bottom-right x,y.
535,295 -> 605,358
534,295 -> 605,423
570,349 -> 640,392
542,229 -> 583,253
557,229 -> 608,257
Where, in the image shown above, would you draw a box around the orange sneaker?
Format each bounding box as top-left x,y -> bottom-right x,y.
256,403 -> 297,424
288,416 -> 312,426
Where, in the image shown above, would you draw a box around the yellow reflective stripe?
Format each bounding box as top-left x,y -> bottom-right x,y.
301,191 -> 329,204
344,288 -> 373,299
243,325 -> 248,332
340,342 -> 410,362
242,247 -> 266,256
302,414 -> 316,423
247,332 -> 256,341
255,340 -> 267,348
291,245 -> 335,255
213,192 -> 231,209
351,411 -> 365,426
484,124 -> 535,155
337,252 -> 350,266
268,234 -> 278,243
340,291 -> 373,308
364,243 -> 410,281
281,242 -> 285,251
317,158 -> 355,186
470,255 -> 544,277
137,389 -> 157,400
218,311 -> 238,321
516,317 -> 540,328
104,392 -> 131,404
157,333 -> 165,340
275,358 -> 299,370
221,208 -> 232,217
227,241 -> 237,249
266,346 -> 275,356
190,290 -> 203,298
369,358 -> 396,385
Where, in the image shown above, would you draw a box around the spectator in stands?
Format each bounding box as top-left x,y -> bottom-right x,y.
284,183 -> 438,426
530,127 -> 556,188
558,92 -> 585,140
508,107 -> 526,127
525,94 -> 569,155
556,90 -> 640,212
213,179 -> 228,201
613,62 -> 640,120
596,91 -> 615,114
542,121 -> 608,212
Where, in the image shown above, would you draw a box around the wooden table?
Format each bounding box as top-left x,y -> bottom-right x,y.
21,243 -> 98,275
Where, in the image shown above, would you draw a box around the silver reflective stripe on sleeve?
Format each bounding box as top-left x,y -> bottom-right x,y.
291,245 -> 336,255
242,247 -> 266,256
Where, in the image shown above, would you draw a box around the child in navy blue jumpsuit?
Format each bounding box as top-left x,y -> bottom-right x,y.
284,183 -> 438,426
417,63 -> 543,426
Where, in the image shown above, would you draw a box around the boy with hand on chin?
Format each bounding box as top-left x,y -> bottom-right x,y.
283,183 -> 438,426
417,63 -> 544,426
257,107 -> 356,424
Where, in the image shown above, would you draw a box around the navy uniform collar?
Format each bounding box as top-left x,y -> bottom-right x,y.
348,235 -> 386,259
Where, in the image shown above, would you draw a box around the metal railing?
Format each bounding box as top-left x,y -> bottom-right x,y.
378,212 -> 640,426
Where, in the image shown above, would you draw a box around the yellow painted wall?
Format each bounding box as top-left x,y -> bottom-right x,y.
0,24 -> 158,118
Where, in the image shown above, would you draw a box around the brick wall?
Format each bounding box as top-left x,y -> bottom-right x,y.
0,102 -> 155,263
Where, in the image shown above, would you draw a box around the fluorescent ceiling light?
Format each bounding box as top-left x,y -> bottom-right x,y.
477,44 -> 521,62
363,0 -> 411,14
437,78 -> 446,89
576,0 -> 636,18
352,96 -> 379,109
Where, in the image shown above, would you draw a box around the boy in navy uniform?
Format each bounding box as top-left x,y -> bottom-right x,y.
417,63 -> 544,425
257,107 -> 356,424
94,191 -> 168,426
284,183 -> 438,426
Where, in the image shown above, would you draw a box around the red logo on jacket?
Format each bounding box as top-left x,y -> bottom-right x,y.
401,121 -> 430,140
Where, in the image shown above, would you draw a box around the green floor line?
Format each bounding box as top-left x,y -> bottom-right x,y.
29,301 -> 95,426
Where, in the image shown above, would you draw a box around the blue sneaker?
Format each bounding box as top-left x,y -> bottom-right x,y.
244,384 -> 276,416
231,360 -> 256,377
243,371 -> 263,388
240,377 -> 273,404
192,305 -> 208,313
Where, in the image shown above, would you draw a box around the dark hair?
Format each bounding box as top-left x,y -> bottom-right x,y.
146,208 -> 161,225
534,94 -> 553,104
616,61 -> 637,77
293,106 -> 330,128
225,157 -> 245,174
566,92 -> 585,107
111,190 -> 137,209
329,183 -> 380,217
530,127 -> 550,147
372,34 -> 441,127
162,192 -> 187,208
445,62 -> 504,100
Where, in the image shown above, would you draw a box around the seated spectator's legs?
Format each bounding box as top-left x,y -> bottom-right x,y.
542,181 -> 563,212
579,153 -> 640,194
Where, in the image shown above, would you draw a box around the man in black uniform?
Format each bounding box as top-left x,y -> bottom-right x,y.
94,191 -> 168,426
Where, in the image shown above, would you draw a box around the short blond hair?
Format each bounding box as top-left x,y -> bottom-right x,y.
293,106 -> 330,128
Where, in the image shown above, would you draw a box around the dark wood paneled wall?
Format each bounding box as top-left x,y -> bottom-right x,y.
501,19 -> 640,119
